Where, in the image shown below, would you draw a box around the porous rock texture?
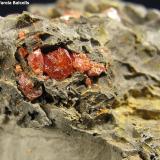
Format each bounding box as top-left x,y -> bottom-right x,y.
0,0 -> 160,160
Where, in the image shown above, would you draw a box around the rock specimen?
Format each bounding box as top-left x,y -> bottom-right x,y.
0,0 -> 160,160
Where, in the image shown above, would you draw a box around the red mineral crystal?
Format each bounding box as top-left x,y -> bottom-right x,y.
18,46 -> 106,83
18,31 -> 26,40
72,53 -> 91,73
15,64 -> 22,74
18,73 -> 42,101
87,62 -> 106,77
27,49 -> 44,75
61,10 -> 81,21
85,77 -> 92,87
44,48 -> 74,80
72,53 -> 106,77
18,47 -> 29,58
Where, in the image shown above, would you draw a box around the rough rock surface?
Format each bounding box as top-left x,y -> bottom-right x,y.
0,0 -> 160,160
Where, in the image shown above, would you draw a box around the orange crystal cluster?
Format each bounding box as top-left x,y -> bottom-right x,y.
16,47 -> 106,100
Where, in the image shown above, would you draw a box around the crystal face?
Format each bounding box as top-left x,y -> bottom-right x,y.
44,48 -> 74,80
27,49 -> 44,75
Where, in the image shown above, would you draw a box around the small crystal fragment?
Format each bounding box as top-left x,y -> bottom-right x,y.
85,77 -> 92,87
18,31 -> 26,40
104,8 -> 121,22
60,10 -> 81,20
72,53 -> 91,73
15,64 -> 22,74
27,49 -> 44,75
18,73 -> 42,101
87,62 -> 106,77
18,47 -> 29,58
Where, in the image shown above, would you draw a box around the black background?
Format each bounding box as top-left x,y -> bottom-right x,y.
0,0 -> 160,16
